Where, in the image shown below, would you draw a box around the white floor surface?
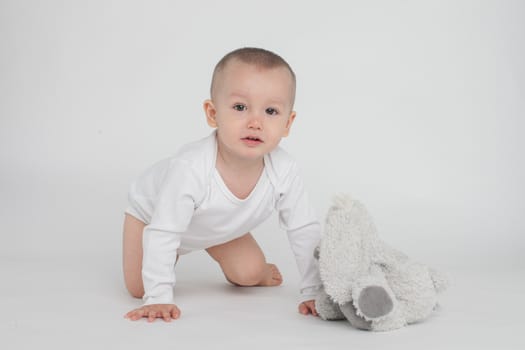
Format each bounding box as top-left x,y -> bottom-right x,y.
2,252 -> 524,350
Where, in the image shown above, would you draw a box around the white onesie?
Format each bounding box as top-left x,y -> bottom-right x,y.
126,131 -> 322,305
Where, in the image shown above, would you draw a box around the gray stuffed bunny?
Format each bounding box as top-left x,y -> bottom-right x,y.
315,195 -> 448,331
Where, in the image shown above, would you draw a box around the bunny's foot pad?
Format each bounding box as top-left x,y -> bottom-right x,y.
357,286 -> 393,319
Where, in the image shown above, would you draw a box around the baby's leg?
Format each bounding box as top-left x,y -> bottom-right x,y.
206,233 -> 282,287
122,213 -> 146,298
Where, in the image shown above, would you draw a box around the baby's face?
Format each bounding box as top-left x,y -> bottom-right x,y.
204,60 -> 296,163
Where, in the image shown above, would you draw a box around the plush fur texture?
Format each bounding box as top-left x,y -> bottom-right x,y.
315,195 -> 448,331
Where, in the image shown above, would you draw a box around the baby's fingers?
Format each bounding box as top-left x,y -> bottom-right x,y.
298,301 -> 318,317
147,310 -> 158,323
298,303 -> 309,315
310,306 -> 319,317
125,304 -> 181,322
170,306 -> 181,320
125,308 -> 145,321
161,310 -> 172,322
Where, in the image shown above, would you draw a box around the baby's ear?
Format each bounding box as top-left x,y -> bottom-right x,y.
203,99 -> 218,128
283,111 -> 296,137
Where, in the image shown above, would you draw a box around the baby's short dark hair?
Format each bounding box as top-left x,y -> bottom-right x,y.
210,47 -> 296,102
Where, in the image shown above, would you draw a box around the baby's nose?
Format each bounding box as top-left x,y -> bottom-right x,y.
247,113 -> 263,129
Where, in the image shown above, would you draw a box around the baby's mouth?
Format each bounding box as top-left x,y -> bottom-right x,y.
242,136 -> 263,142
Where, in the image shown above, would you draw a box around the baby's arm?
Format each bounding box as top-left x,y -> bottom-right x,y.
125,220 -> 185,322
141,226 -> 182,304
277,162 -> 323,312
287,224 -> 323,307
125,159 -> 203,321
124,222 -> 182,322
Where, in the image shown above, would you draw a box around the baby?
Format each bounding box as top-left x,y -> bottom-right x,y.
123,47 -> 321,322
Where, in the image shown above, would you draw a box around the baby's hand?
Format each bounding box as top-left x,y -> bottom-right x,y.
124,304 -> 181,322
298,300 -> 318,317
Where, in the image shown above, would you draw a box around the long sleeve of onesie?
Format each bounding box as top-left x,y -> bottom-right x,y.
277,163 -> 322,302
141,159 -> 204,305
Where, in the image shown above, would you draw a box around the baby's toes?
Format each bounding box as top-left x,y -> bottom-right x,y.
268,263 -> 283,284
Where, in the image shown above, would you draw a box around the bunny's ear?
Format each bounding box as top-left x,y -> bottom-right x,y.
319,195 -> 377,304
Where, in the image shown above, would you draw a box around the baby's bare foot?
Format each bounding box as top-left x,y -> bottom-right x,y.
258,263 -> 283,286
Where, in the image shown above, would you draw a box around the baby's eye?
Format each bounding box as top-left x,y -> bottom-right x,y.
233,104 -> 247,112
265,107 -> 278,116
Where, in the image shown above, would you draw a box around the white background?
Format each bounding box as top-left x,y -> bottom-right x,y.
1,1 -> 524,349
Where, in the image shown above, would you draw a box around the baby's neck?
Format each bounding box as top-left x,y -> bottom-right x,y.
215,150 -> 264,200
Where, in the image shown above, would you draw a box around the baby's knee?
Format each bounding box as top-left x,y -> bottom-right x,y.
125,283 -> 145,299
